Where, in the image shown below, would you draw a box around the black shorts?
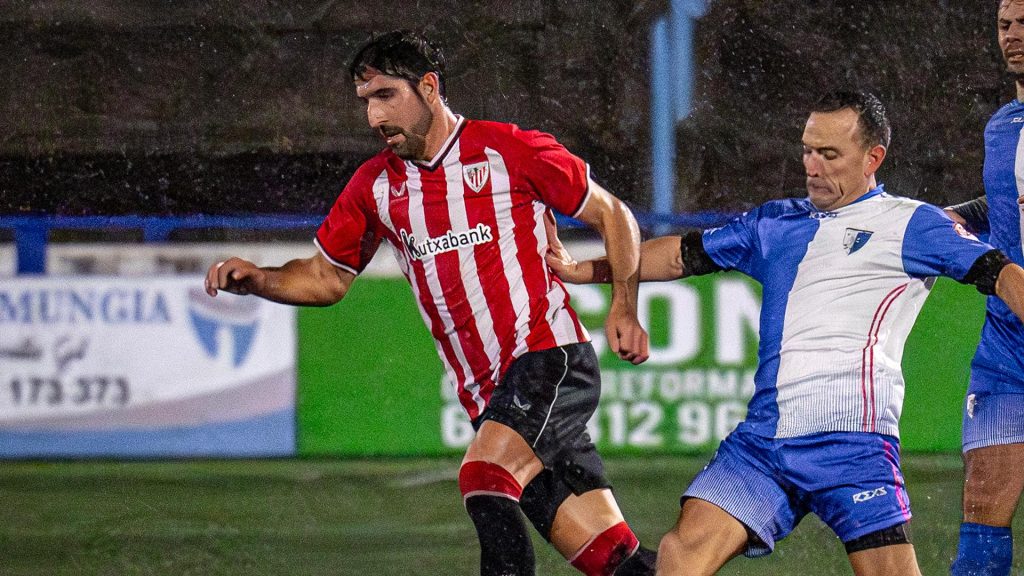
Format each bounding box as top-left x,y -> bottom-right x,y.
475,342 -> 609,495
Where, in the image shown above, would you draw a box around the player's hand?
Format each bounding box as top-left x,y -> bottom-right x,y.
544,214 -> 594,284
605,301 -> 649,365
205,257 -> 266,297
545,243 -> 591,284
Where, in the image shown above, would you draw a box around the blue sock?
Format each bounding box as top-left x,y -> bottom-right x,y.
951,522 -> 1013,576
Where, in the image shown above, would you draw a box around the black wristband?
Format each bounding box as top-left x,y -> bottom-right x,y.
679,231 -> 723,276
961,249 -> 1012,296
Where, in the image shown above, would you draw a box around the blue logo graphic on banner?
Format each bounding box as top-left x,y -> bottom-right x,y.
187,289 -> 261,366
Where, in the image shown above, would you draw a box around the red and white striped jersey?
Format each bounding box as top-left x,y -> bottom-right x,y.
315,117 -> 591,419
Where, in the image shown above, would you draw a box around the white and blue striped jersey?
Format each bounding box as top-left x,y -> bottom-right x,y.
703,186 -> 994,438
973,101 -> 1024,394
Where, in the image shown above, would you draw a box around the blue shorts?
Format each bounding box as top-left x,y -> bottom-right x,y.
962,390 -> 1024,452
684,424 -> 912,557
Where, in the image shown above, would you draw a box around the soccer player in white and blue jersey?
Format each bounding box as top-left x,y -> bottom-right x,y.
549,90 -> 1024,576
943,2 -> 1024,574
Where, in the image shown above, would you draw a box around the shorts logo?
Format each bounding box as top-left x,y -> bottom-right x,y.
852,487 -> 887,503
463,162 -> 490,193
512,394 -> 531,412
843,228 -> 874,255
967,393 -> 976,419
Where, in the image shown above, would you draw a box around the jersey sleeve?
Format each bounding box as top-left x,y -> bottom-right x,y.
902,203 -> 995,281
518,130 -> 591,217
314,167 -> 383,275
700,208 -> 761,278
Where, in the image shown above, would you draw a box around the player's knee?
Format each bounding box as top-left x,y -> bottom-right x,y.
520,469 -> 567,540
843,523 -> 911,554
568,521 -> 640,576
657,529 -> 692,574
459,460 -> 523,502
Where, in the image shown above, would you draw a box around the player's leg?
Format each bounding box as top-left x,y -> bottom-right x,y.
793,432 -> 922,576
548,487 -> 655,575
952,443 -> 1024,576
660,426 -> 805,574
845,525 -> 921,576
515,343 -> 655,575
952,391 -> 1024,576
657,498 -> 747,575
461,419 -> 546,576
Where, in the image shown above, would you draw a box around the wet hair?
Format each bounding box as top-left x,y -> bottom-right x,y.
348,30 -> 447,98
812,90 -> 891,149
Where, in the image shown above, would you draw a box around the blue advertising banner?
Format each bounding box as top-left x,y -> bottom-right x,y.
0,277 -> 296,457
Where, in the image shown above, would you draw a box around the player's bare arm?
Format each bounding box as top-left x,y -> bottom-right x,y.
547,235 -> 687,284
205,252 -> 354,306
572,179 -> 650,365
995,263 -> 1024,323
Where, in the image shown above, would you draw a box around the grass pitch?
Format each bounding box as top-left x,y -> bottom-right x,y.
1,455 -> 1021,575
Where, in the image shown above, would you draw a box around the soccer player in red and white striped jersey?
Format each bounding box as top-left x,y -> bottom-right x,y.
206,30 -> 655,576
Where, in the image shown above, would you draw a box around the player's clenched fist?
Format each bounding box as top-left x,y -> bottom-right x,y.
204,257 -> 265,297
606,302 -> 650,365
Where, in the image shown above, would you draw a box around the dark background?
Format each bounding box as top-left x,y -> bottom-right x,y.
0,0 -> 1012,216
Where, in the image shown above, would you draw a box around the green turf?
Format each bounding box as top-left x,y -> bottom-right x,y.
1,455 -> 1021,575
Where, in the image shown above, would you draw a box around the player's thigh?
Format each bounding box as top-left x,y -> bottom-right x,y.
963,442 -> 1024,525
658,498 -> 747,576
683,427 -> 803,557
463,419 -> 544,487
466,343 -> 602,488
848,543 -> 921,576
796,433 -> 912,546
546,488 -> 626,558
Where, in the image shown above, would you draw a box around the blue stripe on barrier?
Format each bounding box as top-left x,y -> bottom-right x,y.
0,211 -> 736,274
0,408 -> 296,458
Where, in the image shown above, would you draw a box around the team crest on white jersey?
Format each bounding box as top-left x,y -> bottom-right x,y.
390,182 -> 407,197
843,228 -> 874,255
462,162 -> 490,193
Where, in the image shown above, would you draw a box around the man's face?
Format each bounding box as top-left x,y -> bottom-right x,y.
801,108 -> 875,212
999,1 -> 1024,77
354,69 -> 433,160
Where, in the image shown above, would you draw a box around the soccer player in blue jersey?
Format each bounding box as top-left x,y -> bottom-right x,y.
942,2 -> 1024,574
548,90 -> 1024,575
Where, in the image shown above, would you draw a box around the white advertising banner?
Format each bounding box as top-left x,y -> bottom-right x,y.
0,276 -> 296,457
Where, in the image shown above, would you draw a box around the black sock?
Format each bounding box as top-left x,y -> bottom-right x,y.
613,545 -> 657,576
465,494 -> 536,576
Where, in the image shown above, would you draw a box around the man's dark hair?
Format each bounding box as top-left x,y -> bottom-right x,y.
812,90 -> 891,149
348,30 -> 447,98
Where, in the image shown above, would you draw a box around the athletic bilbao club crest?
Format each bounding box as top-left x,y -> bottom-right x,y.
462,162 -> 490,193
390,182 -> 407,197
842,228 -> 873,255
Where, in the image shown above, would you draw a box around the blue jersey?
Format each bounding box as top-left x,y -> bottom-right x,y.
973,101 -> 1024,394
703,187 -> 994,438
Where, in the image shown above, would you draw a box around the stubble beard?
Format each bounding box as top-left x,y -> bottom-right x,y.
393,103 -> 435,161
